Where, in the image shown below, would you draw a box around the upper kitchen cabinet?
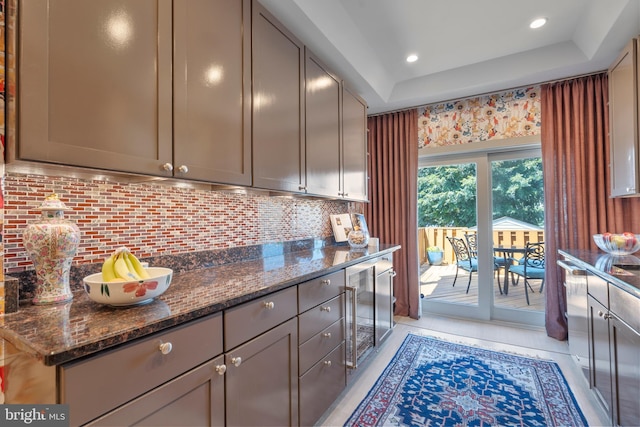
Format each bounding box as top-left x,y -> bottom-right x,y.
305,50 -> 342,198
13,0 -> 251,186
14,0 -> 173,175
342,85 -> 369,201
252,1 -> 306,193
608,37 -> 640,197
172,0 -> 251,185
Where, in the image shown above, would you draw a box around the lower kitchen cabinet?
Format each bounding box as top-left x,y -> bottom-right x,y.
87,356 -> 225,426
586,272 -> 640,426
224,318 -> 299,427
587,293 -> 614,415
374,254 -> 395,346
297,270 -> 346,426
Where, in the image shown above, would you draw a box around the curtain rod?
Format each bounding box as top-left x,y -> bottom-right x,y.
367,69 -> 607,117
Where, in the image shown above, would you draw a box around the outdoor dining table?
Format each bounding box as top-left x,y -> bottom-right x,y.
493,246 -> 528,295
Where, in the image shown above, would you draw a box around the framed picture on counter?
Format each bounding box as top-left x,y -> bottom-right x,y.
330,214 -> 353,242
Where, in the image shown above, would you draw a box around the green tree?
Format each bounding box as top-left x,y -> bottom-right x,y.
418,158 -> 544,228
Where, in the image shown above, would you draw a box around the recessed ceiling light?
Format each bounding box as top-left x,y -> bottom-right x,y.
406,54 -> 418,63
529,18 -> 547,29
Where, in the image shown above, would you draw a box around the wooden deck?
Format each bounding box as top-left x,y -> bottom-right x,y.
420,263 -> 545,311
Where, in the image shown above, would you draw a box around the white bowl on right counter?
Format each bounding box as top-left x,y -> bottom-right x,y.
593,233 -> 640,255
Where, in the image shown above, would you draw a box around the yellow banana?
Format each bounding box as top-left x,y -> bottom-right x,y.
101,254 -> 117,282
127,251 -> 150,279
123,252 -> 142,280
114,253 -> 138,281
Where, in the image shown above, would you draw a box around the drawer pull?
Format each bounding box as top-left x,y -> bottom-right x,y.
263,301 -> 275,310
231,357 -> 242,367
158,342 -> 173,355
322,332 -> 332,338
321,279 -> 331,285
215,365 -> 227,375
320,306 -> 331,312
324,360 -> 332,367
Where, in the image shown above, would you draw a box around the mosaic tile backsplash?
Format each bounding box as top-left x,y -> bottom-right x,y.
3,173 -> 352,276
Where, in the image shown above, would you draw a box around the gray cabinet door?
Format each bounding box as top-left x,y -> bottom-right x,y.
610,315 -> 640,427
305,50 -> 341,198
173,0 -> 251,185
588,294 -> 614,417
17,0 -> 173,175
608,37 -> 640,197
87,356 -> 225,426
375,256 -> 394,346
252,1 -> 305,193
225,318 -> 299,426
342,85 -> 369,201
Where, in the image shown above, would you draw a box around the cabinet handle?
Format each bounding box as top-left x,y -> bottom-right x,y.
597,310 -> 611,319
298,185 -> 306,190
322,332 -> 332,338
158,342 -> 173,355
215,365 -> 227,375
390,270 -> 397,277
263,301 -> 275,310
320,306 -> 331,312
231,357 -> 242,367
177,165 -> 189,174
324,360 -> 332,367
321,279 -> 331,286
162,163 -> 173,172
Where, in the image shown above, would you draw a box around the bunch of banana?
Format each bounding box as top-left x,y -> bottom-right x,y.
101,248 -> 150,282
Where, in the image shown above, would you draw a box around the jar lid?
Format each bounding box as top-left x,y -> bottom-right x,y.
38,193 -> 69,211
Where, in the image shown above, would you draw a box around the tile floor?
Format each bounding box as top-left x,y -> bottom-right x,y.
319,314 -> 611,426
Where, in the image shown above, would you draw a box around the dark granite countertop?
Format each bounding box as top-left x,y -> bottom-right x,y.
0,243 -> 400,366
559,249 -> 640,299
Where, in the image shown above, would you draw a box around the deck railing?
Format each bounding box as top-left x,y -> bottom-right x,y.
418,227 -> 545,265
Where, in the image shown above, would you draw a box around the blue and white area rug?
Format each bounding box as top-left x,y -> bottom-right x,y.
345,334 -> 588,427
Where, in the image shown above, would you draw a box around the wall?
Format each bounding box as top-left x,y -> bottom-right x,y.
2,173 -> 350,275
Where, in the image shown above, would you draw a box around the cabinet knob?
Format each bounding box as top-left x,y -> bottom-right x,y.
162,163 -> 174,172
298,185 -> 307,191
323,360 -> 332,367
231,357 -> 242,367
390,270 -> 397,277
322,332 -> 332,338
321,279 -> 331,286
263,301 -> 275,310
320,306 -> 331,312
215,365 -> 227,375
177,165 -> 189,174
158,342 -> 173,355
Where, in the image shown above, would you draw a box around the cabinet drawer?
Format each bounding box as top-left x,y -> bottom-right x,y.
225,286 -> 297,350
299,270 -> 345,312
299,318 -> 344,374
62,313 -> 223,427
299,294 -> 344,344
587,273 -> 608,305
610,284 -> 640,331
299,342 -> 346,427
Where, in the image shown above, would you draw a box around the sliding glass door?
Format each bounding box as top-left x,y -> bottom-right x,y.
419,146 -> 544,326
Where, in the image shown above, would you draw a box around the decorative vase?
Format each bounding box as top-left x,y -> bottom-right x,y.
348,229 -> 370,249
22,194 -> 81,305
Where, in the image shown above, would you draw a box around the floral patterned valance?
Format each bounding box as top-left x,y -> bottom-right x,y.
418,86 -> 541,148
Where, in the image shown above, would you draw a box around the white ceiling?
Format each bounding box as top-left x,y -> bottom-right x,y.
258,0 -> 640,114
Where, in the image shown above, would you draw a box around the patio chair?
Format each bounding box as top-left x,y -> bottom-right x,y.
447,236 -> 477,293
463,233 -> 505,294
508,241 -> 545,305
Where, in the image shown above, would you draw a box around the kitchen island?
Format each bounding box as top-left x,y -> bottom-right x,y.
559,249 -> 640,427
1,241 -> 400,426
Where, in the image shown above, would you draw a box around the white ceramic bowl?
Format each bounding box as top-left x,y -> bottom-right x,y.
593,234 -> 640,255
83,267 -> 173,306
